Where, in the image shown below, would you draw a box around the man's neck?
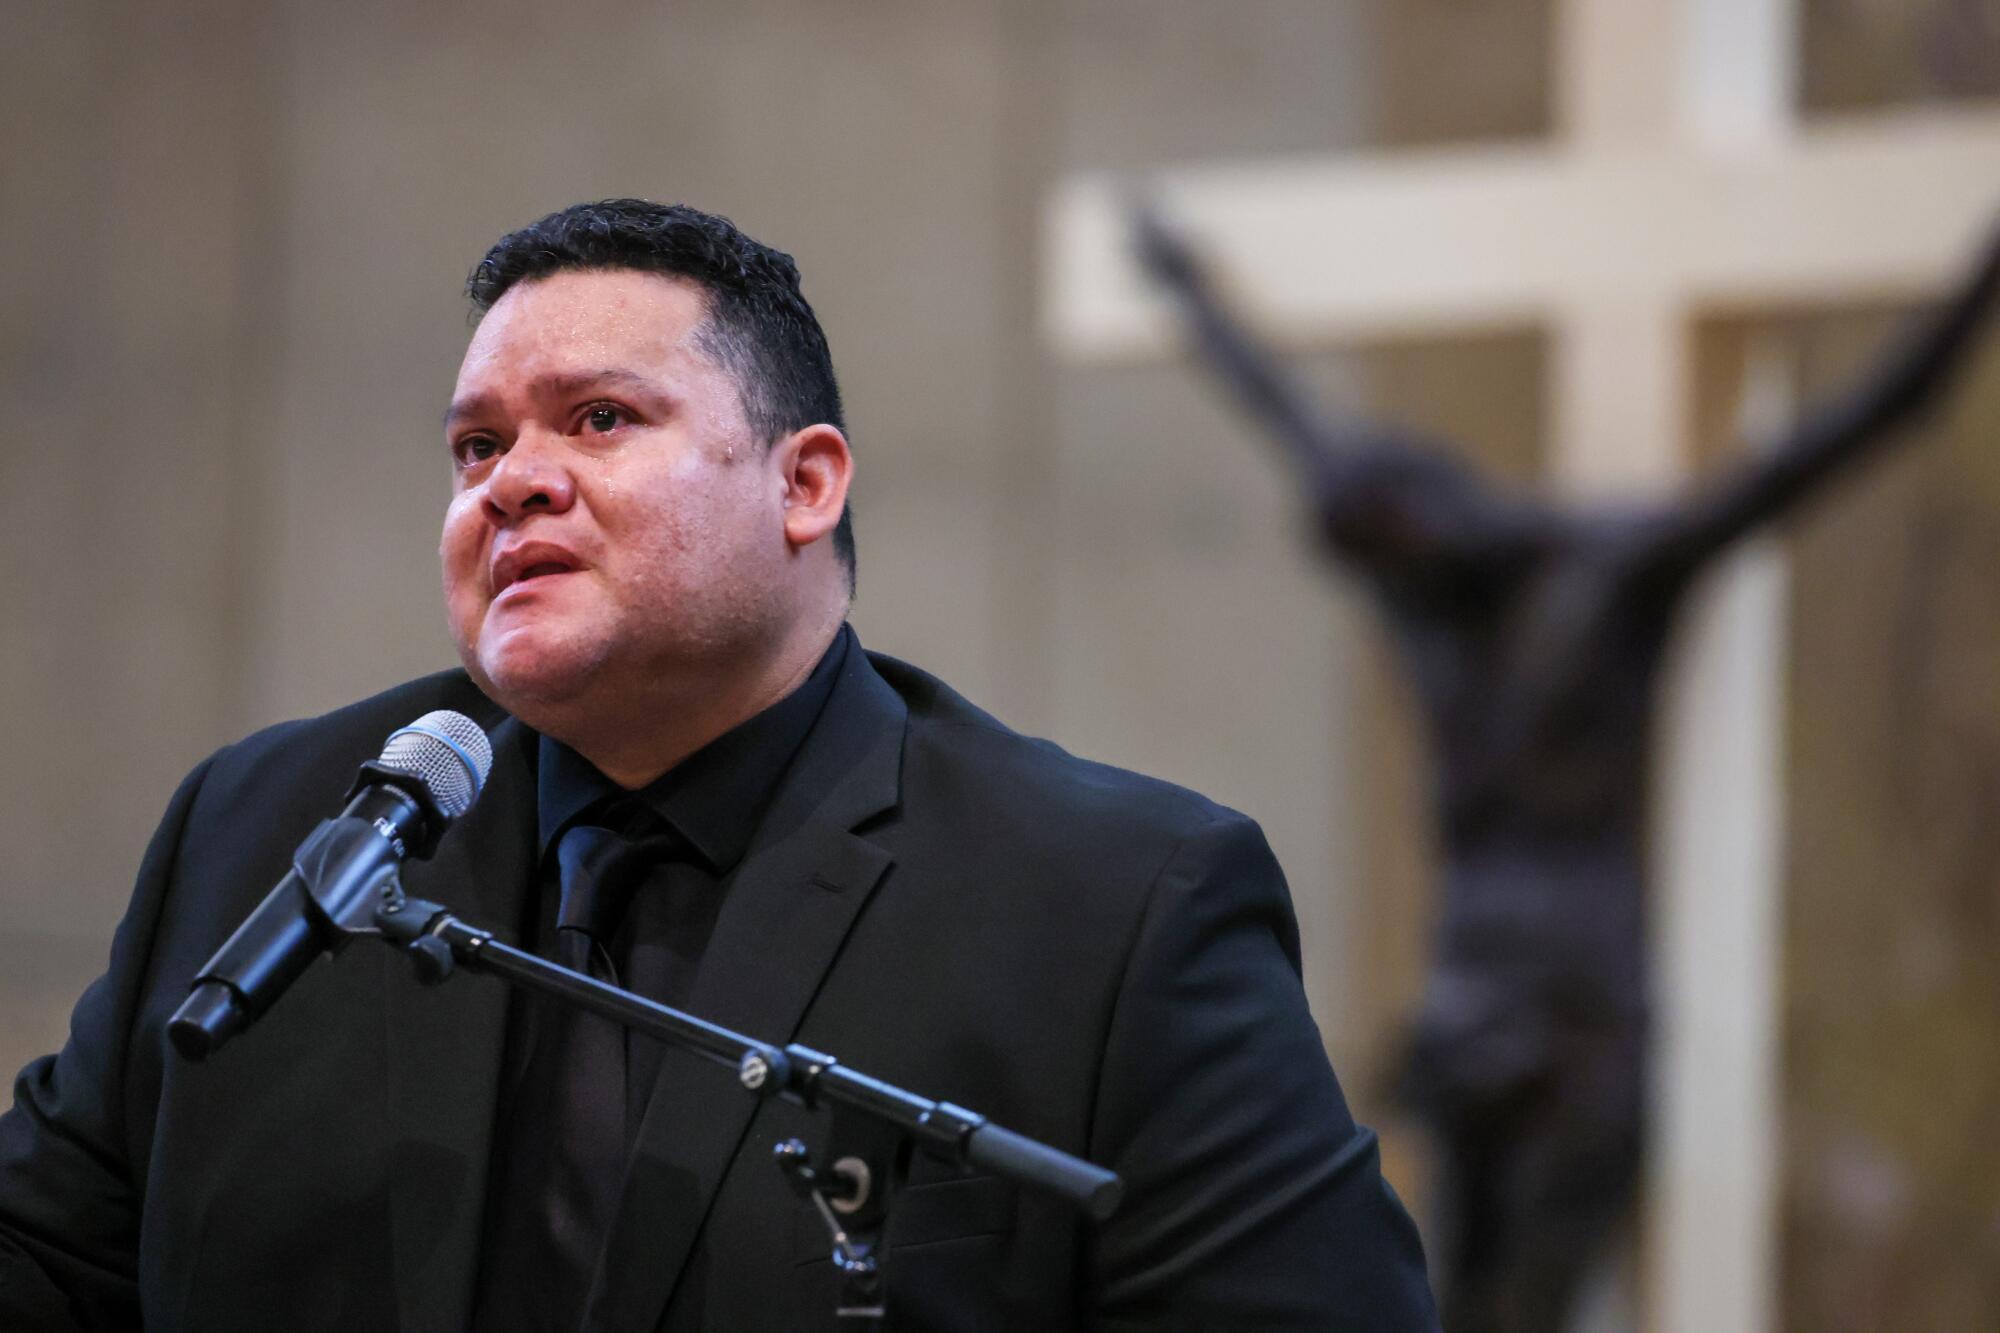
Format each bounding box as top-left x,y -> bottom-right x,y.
547,604 -> 847,790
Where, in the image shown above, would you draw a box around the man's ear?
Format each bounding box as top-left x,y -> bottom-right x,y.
773,423 -> 853,551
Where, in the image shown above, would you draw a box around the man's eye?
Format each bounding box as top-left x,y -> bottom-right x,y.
453,436 -> 500,467
584,404 -> 627,434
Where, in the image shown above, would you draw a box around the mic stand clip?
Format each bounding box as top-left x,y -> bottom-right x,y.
773,1138 -> 884,1321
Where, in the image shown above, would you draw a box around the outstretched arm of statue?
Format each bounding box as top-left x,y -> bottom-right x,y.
1130,204 -> 1480,567
1130,204 -> 1360,485
1649,216 -> 2000,580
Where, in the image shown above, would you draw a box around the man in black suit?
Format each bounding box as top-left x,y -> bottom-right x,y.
0,201 -> 1436,1330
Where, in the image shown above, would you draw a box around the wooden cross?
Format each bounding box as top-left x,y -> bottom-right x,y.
1045,2 -> 2000,1329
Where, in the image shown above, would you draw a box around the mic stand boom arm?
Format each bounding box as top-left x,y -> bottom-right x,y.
374,887 -> 1124,1322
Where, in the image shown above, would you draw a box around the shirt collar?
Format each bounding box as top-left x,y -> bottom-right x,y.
535,624 -> 853,872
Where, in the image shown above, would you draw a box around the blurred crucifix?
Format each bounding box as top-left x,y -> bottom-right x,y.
1134,200 -> 1999,1333
1047,1 -> 2000,1329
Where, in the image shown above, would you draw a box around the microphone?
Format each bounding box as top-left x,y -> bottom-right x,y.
167,710 -> 494,1061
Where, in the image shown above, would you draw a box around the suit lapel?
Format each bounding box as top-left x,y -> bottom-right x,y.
383,711 -> 540,1333
587,650 -> 907,1333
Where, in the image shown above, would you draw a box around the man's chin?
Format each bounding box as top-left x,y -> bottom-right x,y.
465,643 -> 603,717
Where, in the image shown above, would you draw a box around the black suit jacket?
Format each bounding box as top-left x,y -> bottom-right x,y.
0,647 -> 1436,1331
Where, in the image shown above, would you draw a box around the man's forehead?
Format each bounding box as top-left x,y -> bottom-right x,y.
470,269 -> 708,350
451,270 -> 712,400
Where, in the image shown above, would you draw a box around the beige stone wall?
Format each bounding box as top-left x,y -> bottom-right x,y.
7,6 -> 1998,1328
1779,308 -> 2000,1331
1784,4 -> 2000,1326
2,0 -> 282,1070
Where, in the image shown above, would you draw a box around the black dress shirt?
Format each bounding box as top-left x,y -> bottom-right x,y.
472,626 -> 851,1316
532,624 -> 849,1126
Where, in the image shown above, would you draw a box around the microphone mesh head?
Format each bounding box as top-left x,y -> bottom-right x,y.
377,710 -> 494,820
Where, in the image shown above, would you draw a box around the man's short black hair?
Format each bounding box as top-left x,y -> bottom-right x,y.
467,199 -> 854,586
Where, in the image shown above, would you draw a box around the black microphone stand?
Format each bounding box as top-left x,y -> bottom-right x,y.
371,882 -> 1123,1327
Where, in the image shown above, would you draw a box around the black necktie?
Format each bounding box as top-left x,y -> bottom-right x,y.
475,813 -> 675,1332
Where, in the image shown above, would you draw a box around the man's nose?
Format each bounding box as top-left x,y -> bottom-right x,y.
482,429 -> 576,521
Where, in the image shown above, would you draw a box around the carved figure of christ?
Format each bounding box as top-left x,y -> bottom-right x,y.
1134,206 -> 1999,1333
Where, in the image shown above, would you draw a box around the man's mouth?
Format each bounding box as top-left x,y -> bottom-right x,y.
491,544 -> 586,596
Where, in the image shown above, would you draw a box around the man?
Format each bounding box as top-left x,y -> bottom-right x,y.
0,200 -> 1436,1330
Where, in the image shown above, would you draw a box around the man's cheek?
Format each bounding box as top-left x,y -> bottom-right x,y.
440,531 -> 488,606
439,496 -> 485,566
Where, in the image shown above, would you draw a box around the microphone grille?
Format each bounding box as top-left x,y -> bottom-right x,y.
378,710 -> 495,820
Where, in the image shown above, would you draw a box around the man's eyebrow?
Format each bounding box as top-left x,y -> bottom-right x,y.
442,394 -> 493,430
442,368 -> 660,429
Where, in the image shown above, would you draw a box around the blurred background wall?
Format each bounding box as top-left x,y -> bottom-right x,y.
3,2 -> 1996,1328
